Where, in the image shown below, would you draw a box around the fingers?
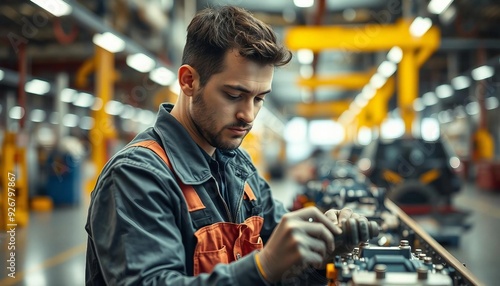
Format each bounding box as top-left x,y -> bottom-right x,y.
293,207 -> 342,235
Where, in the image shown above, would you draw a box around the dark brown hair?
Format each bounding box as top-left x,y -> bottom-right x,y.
182,5 -> 292,87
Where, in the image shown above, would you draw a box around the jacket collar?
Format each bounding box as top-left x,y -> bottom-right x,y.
152,103 -> 254,184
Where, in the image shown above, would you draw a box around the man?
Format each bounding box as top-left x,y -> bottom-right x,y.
85,5 -> 370,285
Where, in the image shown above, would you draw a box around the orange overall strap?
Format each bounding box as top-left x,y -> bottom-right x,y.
243,183 -> 256,201
128,140 -> 205,212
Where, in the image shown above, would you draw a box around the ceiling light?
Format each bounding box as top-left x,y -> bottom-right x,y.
409,17 -> 432,37
61,88 -> 78,103
471,65 -> 494,81
438,110 -> 453,123
0,70 -> 4,81
25,79 -> 51,95
413,98 -> 424,111
126,53 -> 156,73
435,84 -> 453,99
120,105 -> 136,119
92,32 -> 125,53
451,75 -> 471,90
30,109 -> 46,122
30,0 -> 72,17
91,98 -> 103,111
377,61 -> 397,78
387,47 -> 403,63
369,73 -> 387,89
360,85 -> 376,100
294,0 -> 314,8
150,67 -> 176,86
427,0 -> 453,14
9,106 -> 24,120
486,97 -> 499,110
104,100 -> 124,115
62,113 -> 79,128
297,49 -> 314,65
79,116 -> 95,130
74,92 -> 95,108
422,91 -> 438,106
138,110 -> 156,125
354,96 -> 368,108
466,102 -> 479,115
299,65 -> 314,79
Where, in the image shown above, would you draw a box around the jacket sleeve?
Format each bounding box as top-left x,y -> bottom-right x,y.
86,150 -> 268,286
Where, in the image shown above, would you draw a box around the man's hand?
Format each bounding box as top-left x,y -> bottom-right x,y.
257,206 -> 342,282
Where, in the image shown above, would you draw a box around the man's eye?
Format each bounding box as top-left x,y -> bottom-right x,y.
226,92 -> 240,99
255,97 -> 265,103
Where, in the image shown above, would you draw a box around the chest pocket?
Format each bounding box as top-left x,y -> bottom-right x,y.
128,140 -> 264,275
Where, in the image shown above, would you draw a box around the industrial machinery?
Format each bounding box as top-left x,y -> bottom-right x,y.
325,200 -> 483,286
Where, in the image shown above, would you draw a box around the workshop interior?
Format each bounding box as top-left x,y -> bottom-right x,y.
1,0 -> 500,285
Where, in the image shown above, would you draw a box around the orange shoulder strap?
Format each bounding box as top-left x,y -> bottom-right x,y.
128,140 -> 205,212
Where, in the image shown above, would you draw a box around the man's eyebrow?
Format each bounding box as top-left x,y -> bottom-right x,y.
224,84 -> 271,96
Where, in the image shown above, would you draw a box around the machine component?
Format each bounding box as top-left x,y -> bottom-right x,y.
329,239 -> 452,286
337,218 -> 380,247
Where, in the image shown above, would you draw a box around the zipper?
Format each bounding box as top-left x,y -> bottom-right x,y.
211,174 -> 233,223
234,184 -> 245,223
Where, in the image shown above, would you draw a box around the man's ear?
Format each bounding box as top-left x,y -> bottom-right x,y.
178,65 -> 198,96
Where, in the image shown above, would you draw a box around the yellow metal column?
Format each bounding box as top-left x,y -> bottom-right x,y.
398,50 -> 418,135
86,46 -> 117,192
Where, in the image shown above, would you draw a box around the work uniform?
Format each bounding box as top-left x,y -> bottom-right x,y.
85,103 -> 328,285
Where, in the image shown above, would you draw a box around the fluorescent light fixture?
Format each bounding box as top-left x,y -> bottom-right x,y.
377,61 -> 397,78
451,75 -> 471,90
150,67 -> 176,86
79,116 -> 95,130
74,92 -> 95,108
138,110 -> 156,125
297,49 -> 314,65
357,126 -> 372,146
471,65 -> 494,81
299,65 -> 314,79
360,85 -> 376,100
9,106 -> 24,119
30,0 -> 72,17
421,118 -> 440,141
62,113 -> 79,127
381,118 -> 405,139
0,70 -> 4,81
91,97 -> 103,111
466,102 -> 479,115
409,17 -> 432,37
92,32 -> 125,53
435,84 -> 453,99
309,120 -> 344,145
413,98 -> 425,111
354,95 -> 368,108
284,117 -> 308,143
422,91 -> 438,106
30,109 -> 46,122
369,73 -> 387,89
120,105 -> 136,119
61,88 -> 77,103
486,97 -> 499,110
25,79 -> 51,95
104,100 -> 124,115
294,0 -> 314,8
126,53 -> 156,73
387,47 -> 403,63
438,110 -> 453,123
428,0 -> 453,14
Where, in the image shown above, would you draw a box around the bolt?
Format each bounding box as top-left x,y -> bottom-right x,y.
417,267 -> 428,280
375,264 -> 386,279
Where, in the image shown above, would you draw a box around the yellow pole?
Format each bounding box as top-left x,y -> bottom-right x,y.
86,46 -> 117,193
398,49 -> 418,136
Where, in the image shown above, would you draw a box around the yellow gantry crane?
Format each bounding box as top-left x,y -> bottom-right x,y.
284,18 -> 441,136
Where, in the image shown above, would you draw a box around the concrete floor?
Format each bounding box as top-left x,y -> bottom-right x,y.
0,180 -> 498,286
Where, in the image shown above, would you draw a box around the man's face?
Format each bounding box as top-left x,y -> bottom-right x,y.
189,50 -> 274,151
